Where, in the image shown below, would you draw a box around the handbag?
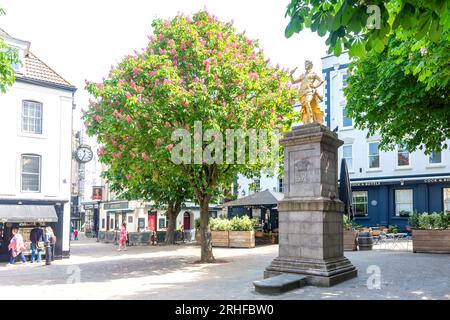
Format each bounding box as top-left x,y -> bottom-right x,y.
37,241 -> 45,250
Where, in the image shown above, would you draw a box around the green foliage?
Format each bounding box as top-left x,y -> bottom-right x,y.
230,215 -> 257,231
210,215 -> 257,231
209,217 -> 231,231
285,0 -> 450,58
195,218 -> 201,230
343,215 -> 362,231
388,225 -> 400,234
344,35 -> 450,153
0,8 -> 20,93
408,211 -> 421,229
417,212 -> 449,230
399,210 -> 411,218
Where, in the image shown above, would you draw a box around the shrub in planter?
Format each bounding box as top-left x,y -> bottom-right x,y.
229,215 -> 257,231
399,210 -> 411,218
408,212 -> 421,229
412,211 -> 450,254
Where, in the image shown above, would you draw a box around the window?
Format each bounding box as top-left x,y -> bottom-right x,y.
254,178 -> 260,192
22,101 -> 43,134
395,189 -> 413,216
158,218 -> 166,229
21,154 -> 41,192
8,47 -> 21,72
343,74 -> 349,87
342,107 -> 353,127
342,145 -> 353,171
101,219 -> 105,229
278,178 -> 284,193
444,188 -> 450,214
128,216 -> 133,223
352,191 -> 368,217
429,151 -> 442,164
397,146 -> 410,167
368,142 -> 380,169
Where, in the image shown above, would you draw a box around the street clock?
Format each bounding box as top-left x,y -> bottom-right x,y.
75,145 -> 94,163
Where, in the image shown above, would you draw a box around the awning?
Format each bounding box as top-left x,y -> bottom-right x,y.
223,189 -> 284,207
0,205 -> 58,223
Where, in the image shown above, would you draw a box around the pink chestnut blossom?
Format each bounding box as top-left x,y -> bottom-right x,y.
181,43 -> 186,50
163,20 -> 170,28
141,152 -> 149,161
165,122 -> 171,128
166,144 -> 174,151
148,35 -> 155,43
156,138 -> 161,146
125,174 -> 131,181
126,115 -> 132,123
150,70 -> 157,77
125,92 -> 131,99
158,34 -> 164,42
133,67 -> 141,76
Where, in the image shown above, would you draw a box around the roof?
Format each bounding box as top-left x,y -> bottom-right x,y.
223,189 -> 284,207
0,205 -> 58,223
21,52 -> 74,89
1,29 -> 76,92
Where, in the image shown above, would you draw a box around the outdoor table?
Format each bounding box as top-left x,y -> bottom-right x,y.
386,233 -> 408,248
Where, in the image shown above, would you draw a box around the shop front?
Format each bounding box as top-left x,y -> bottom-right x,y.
82,201 -> 100,238
351,175 -> 450,230
0,200 -> 67,262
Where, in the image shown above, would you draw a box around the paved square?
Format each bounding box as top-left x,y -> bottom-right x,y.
1,236 -> 449,300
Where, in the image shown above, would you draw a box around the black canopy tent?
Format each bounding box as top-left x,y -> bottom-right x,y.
339,158 -> 354,220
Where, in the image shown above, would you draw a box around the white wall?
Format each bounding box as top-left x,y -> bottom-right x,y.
0,81 -> 73,201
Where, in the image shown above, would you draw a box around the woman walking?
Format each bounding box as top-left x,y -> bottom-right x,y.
118,222 -> 127,251
8,228 -> 27,264
44,226 -> 56,261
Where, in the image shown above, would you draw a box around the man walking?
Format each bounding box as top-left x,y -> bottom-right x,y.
29,223 -> 44,263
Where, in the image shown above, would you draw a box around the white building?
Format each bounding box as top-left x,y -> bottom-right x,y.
0,29 -> 76,260
235,52 -> 450,230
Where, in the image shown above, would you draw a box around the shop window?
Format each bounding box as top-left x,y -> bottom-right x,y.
368,142 -> 380,169
444,188 -> 450,214
352,191 -> 368,217
395,189 -> 413,216
101,219 -> 105,229
343,145 -> 353,171
278,178 -> 283,193
158,218 -> 166,229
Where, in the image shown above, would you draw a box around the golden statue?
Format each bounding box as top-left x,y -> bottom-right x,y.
290,60 -> 324,124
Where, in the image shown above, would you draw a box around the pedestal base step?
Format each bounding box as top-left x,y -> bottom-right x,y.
253,274 -> 307,294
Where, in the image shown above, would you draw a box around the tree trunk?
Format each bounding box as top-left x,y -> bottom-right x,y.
199,196 -> 215,263
165,202 -> 181,245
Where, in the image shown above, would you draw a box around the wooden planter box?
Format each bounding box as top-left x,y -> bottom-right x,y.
212,230 -> 229,247
229,231 -> 255,248
412,229 -> 450,253
343,230 -> 358,251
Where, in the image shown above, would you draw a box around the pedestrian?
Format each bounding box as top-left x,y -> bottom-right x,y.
70,223 -> 75,241
74,228 -> 78,240
8,228 -> 27,264
44,226 -> 56,261
117,222 -> 127,251
29,223 -> 45,263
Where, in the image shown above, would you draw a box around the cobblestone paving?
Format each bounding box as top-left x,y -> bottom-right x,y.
0,235 -> 449,300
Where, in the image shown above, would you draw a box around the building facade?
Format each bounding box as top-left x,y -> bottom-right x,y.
0,30 -> 77,260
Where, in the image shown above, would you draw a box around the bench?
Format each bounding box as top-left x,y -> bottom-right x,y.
253,273 -> 307,294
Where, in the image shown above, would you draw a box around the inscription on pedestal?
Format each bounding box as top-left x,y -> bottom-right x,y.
294,159 -> 311,183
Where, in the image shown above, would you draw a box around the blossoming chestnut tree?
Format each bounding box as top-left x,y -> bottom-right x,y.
83,10 -> 297,262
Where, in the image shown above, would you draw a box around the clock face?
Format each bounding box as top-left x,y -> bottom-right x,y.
76,146 -> 93,163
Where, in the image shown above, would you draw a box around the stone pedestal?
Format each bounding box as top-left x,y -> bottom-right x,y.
264,123 -> 357,287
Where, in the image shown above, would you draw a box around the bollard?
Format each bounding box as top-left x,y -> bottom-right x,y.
45,243 -> 51,265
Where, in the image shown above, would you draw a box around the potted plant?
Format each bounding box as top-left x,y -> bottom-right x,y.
209,217 -> 231,247
411,212 -> 450,253
399,210 -> 411,218
228,215 -> 256,248
343,215 -> 358,251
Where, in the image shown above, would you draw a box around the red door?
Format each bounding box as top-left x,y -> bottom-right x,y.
148,212 -> 156,231
183,212 -> 191,230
